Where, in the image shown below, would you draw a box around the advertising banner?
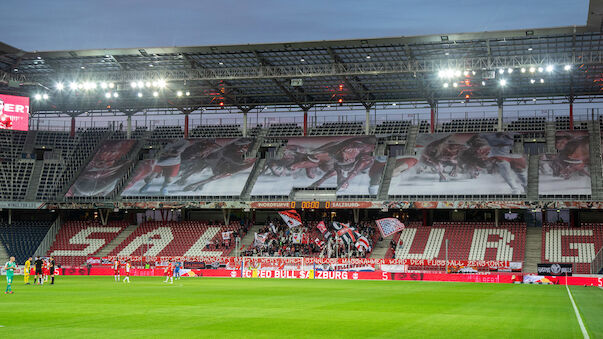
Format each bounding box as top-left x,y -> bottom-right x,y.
539,131 -> 591,195
66,140 -> 137,197
388,132 -> 528,195
537,263 -> 573,276
121,138 -> 255,196
251,136 -> 384,196
0,94 -> 29,131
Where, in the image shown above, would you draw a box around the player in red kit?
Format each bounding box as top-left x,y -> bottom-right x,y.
113,259 -> 121,282
163,260 -> 174,284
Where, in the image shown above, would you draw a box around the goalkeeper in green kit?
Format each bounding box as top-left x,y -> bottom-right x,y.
4,256 -> 17,294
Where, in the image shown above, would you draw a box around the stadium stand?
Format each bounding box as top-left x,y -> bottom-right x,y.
108,221 -> 244,258
373,120 -> 411,137
0,130 -> 32,200
439,118 -> 498,133
541,223 -> 603,274
150,126 -> 184,139
265,123 -> 303,137
385,222 -> 526,270
48,220 -> 130,266
0,221 -> 52,263
309,122 -> 365,136
189,124 -> 243,138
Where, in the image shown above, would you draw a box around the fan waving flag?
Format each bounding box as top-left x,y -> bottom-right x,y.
375,218 -> 405,238
279,210 -> 302,228
355,235 -> 370,251
333,222 -> 358,245
316,221 -> 331,240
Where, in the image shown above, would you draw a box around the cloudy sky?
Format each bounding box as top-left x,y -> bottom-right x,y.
1,0 -> 589,51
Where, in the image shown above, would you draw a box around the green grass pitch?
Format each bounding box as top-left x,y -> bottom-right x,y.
0,276 -> 601,338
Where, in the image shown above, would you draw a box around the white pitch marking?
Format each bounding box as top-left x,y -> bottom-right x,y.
565,284 -> 589,339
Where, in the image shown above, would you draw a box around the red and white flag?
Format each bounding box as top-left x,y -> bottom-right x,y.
375,218 -> 405,238
314,238 -> 325,247
355,235 -> 370,251
278,210 -> 302,228
222,231 -> 233,240
292,233 -> 302,244
254,232 -> 269,247
316,221 -> 331,240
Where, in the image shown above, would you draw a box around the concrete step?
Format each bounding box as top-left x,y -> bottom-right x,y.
0,239 -> 9,265
240,158 -> 266,200
24,160 -> 44,201
238,225 -> 264,252
370,236 -> 391,259
527,155 -> 539,200
96,225 -> 139,257
524,226 -> 542,273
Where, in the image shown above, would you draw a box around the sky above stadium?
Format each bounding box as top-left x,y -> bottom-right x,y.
1,0 -> 590,51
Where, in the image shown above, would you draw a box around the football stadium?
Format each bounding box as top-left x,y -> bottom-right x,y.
1,1 -> 603,338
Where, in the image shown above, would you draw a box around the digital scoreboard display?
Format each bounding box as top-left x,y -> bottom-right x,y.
0,94 -> 30,131
249,201 -> 375,209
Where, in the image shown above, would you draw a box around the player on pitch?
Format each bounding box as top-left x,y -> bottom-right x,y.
24,257 -> 32,285
4,256 -> 17,294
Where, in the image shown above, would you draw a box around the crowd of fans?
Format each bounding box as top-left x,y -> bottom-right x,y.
242,218 -> 378,258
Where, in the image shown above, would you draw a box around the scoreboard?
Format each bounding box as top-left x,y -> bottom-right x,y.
249,201 -> 376,209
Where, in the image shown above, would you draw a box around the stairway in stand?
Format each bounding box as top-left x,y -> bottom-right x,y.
96,225 -> 139,257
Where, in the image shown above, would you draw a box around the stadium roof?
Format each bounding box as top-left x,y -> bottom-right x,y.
2,0 -> 603,115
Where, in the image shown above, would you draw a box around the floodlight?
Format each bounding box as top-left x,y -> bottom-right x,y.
158,79 -> 166,88
113,92 -> 119,98
540,78 -> 544,83
108,83 -> 115,88
530,79 -> 536,84
42,93 -> 49,100
529,67 -> 536,73
34,94 -> 42,100
443,83 -> 449,88
105,92 -> 111,98
499,69 -> 505,74
55,82 -> 64,91
137,81 -> 144,88
538,67 -> 544,73
520,68 -> 526,73
545,65 -> 554,72
69,82 -> 78,90
564,64 -> 571,71
100,82 -> 108,89
507,68 -> 513,74
137,92 -> 143,98
153,91 -> 159,97
452,82 -> 458,88
185,91 -> 190,96
177,91 -> 183,97
499,79 -> 507,87
131,82 -> 137,88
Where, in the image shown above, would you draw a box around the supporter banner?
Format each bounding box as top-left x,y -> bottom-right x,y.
66,140 -> 137,197
537,263 -> 573,276
390,272 -> 516,284
388,132 -> 528,195
121,138 -> 255,197
251,136 -> 385,196
87,256 -> 513,270
0,94 -> 29,131
539,131 -> 591,195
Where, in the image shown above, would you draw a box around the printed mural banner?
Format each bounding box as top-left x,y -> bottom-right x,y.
66,140 -> 137,197
539,131 -> 591,195
121,138 -> 256,196
250,136 -> 385,196
388,132 -> 528,195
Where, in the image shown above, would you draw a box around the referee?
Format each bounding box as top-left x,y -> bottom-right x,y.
34,257 -> 43,285
49,257 -> 56,285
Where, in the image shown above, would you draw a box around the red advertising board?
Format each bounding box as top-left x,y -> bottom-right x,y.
0,94 -> 29,131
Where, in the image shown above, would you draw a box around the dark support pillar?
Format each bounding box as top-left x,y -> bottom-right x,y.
430,106 -> 435,134
70,116 -> 76,137
303,109 -> 308,136
569,96 -> 574,130
497,98 -> 504,132
184,113 -> 189,139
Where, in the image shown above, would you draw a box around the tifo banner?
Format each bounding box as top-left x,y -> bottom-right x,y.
537,263 -> 573,276
121,138 -> 255,196
66,140 -> 137,197
250,136 -> 385,196
388,132 -> 528,195
375,218 -> 405,238
539,131 -> 591,195
0,94 -> 30,131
